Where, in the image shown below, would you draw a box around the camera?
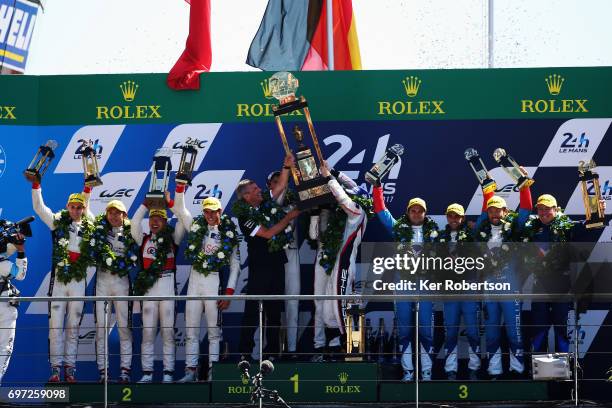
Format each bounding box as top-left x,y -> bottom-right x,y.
0,216 -> 34,253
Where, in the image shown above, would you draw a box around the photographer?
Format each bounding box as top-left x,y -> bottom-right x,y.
0,229 -> 28,385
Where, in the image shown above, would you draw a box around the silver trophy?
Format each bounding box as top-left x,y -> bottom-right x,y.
146,148 -> 172,209
493,148 -> 534,189
81,140 -> 103,187
175,145 -> 198,185
365,144 -> 404,185
465,148 -> 496,193
24,140 -> 58,183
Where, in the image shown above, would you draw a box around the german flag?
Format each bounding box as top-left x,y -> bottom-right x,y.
247,0 -> 361,71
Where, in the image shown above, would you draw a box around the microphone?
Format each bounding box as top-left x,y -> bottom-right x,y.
238,360 -> 251,378
260,360 -> 274,377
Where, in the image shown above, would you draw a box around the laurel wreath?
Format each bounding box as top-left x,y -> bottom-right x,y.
52,210 -> 95,284
232,194 -> 293,253
184,214 -> 239,276
86,214 -> 140,278
474,211 -> 519,271
392,215 -> 440,244
133,224 -> 175,295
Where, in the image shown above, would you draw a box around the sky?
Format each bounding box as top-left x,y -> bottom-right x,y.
24,0 -> 612,74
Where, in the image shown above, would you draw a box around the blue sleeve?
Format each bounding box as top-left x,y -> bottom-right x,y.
376,208 -> 396,237
9,263 -> 18,279
517,208 -> 530,229
473,211 -> 488,233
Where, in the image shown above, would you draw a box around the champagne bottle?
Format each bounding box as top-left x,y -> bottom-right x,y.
377,318 -> 387,363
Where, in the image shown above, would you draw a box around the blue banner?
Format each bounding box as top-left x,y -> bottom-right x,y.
0,0 -> 38,72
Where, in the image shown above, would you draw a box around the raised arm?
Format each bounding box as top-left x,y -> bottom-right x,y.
373,185 -> 396,236
130,204 -> 147,245
473,187 -> 496,232
173,184 -> 194,230
83,185 -> 95,221
172,216 -> 186,245
253,209 -> 300,239
271,154 -> 295,201
31,183 -> 56,230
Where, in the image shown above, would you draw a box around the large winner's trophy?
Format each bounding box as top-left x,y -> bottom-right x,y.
345,306 -> 366,361
465,148 -> 497,194
269,71 -> 335,210
24,140 -> 58,183
175,145 -> 198,185
493,148 -> 534,189
365,144 -> 404,185
578,160 -> 605,229
81,140 -> 103,187
146,148 -> 172,209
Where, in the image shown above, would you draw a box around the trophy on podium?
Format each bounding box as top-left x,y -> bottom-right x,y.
345,306 -> 366,361
81,140 -> 103,187
365,144 -> 404,185
493,148 -> 534,189
175,145 -> 198,185
465,148 -> 497,194
268,71 -> 335,210
578,160 -> 605,229
146,148 -> 172,209
24,140 -> 58,183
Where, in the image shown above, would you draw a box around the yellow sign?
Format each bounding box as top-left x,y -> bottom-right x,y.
96,80 -> 162,120
377,75 -> 445,116
0,105 -> 16,120
520,74 -> 588,114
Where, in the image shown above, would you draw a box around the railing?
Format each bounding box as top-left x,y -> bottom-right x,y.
1,293 -> 611,408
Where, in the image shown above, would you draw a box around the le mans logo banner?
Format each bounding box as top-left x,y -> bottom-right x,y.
96,80 -> 162,120
520,74 -> 589,114
377,75 -> 445,116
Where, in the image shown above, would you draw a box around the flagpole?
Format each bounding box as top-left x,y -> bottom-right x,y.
327,0 -> 334,70
488,0 -> 494,68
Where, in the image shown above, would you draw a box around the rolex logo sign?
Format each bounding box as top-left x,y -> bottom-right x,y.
96,80 -> 162,120
377,75 -> 445,116
324,372 -> 361,394
521,74 -> 588,114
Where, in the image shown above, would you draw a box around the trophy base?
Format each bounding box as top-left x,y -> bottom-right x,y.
175,175 -> 191,185
145,193 -> 166,210
23,170 -> 41,183
585,220 -> 604,229
296,178 -> 336,210
85,177 -> 103,187
482,180 -> 497,195
517,177 -> 535,190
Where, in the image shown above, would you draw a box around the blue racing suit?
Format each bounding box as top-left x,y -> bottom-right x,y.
474,187 -> 531,375
373,186 -> 437,377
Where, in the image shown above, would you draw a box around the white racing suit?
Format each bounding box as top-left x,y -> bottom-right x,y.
0,246 -> 27,384
32,186 -> 93,371
173,188 -> 240,371
131,205 -> 185,374
94,225 -> 133,372
321,173 -> 368,347
309,209 -> 330,350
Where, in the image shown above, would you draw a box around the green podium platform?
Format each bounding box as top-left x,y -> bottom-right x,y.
379,381 -> 549,402
211,362 -> 378,403
53,383 -> 211,404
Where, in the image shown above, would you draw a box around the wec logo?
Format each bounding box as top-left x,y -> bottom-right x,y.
172,137 -> 208,150
495,184 -> 519,193
99,188 -> 135,198
559,132 -> 589,153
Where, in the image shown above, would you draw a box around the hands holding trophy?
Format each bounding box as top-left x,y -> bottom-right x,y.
464,148 -> 497,194
146,148 -> 172,210
493,148 -> 534,189
578,160 -> 605,229
24,140 -> 58,183
268,71 -> 335,210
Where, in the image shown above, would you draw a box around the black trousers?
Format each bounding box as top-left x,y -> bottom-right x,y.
239,261 -> 285,356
